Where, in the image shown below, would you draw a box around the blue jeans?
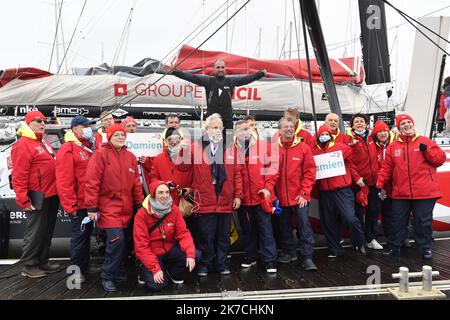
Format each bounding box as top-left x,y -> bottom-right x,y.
355,186 -> 381,242
139,244 -> 187,291
276,205 -> 315,259
101,228 -> 128,281
69,209 -> 92,274
238,205 -> 277,263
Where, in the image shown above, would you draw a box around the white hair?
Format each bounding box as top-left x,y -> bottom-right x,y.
278,117 -> 295,129
205,113 -> 223,128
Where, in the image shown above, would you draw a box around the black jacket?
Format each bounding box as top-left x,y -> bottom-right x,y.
171,70 -> 265,128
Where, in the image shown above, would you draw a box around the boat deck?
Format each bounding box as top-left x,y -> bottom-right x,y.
1,238 -> 449,300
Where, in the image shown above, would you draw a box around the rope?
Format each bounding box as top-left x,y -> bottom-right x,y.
48,0 -> 64,72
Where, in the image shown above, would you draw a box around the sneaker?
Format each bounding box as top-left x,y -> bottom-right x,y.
382,247 -> 400,257
241,258 -> 257,268
277,253 -> 297,264
302,258 -> 318,271
402,239 -> 412,248
168,272 -> 184,284
102,279 -> 117,292
327,252 -> 338,258
340,239 -> 344,245
137,275 -> 145,285
358,244 -> 367,256
21,266 -> 47,278
197,266 -> 208,277
39,263 -> 62,274
422,250 -> 432,260
265,261 -> 277,273
219,269 -> 231,275
367,239 -> 383,250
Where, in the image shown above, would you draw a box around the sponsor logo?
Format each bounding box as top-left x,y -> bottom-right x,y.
0,106 -> 8,115
79,151 -> 89,161
35,146 -> 45,155
167,223 -> 174,227
394,149 -> 401,157
292,157 -> 301,161
129,168 -> 135,174
114,83 -> 128,96
19,105 -> 38,114
111,108 -> 129,117
54,106 -> 89,116
231,87 -> 262,101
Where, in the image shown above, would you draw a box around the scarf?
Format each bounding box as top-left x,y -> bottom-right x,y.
150,197 -> 173,218
203,137 -> 227,199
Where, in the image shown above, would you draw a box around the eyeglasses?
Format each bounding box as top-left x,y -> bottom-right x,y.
33,118 -> 46,124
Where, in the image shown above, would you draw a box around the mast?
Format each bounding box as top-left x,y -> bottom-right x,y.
299,0 -> 344,132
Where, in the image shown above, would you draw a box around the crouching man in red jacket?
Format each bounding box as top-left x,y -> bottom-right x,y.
134,181 -> 196,290
85,124 -> 144,292
269,117 -> 317,270
377,114 -> 446,260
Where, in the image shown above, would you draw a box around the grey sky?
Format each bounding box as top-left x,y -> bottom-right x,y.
1,0 -> 450,100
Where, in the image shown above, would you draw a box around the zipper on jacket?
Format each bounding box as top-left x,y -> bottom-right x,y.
159,224 -> 168,254
362,139 -> 376,184
406,139 -> 414,198
284,146 -> 289,205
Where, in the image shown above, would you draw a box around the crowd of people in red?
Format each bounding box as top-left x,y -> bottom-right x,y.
10,105 -> 446,292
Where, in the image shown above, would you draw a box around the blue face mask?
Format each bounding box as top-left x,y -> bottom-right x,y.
273,200 -> 282,215
80,216 -> 92,232
319,135 -> 331,143
82,127 -> 93,140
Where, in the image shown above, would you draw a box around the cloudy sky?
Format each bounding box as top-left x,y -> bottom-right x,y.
1,0 -> 450,99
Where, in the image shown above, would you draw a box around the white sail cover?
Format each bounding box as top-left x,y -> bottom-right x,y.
0,72 -> 395,114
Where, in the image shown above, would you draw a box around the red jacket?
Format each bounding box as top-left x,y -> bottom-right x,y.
182,141 -> 243,214
55,130 -> 93,213
438,93 -> 446,120
234,138 -> 276,206
150,150 -> 192,205
268,136 -> 316,206
312,141 -> 359,191
133,196 -> 195,275
346,129 -> 379,186
11,125 -> 57,209
376,133 -> 446,200
84,143 -> 144,228
93,128 -> 107,150
374,132 -> 395,197
330,129 -> 348,144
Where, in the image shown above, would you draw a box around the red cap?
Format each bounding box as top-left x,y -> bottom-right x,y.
106,123 -> 127,141
149,180 -> 169,198
371,120 -> 389,137
395,114 -> 414,130
356,186 -> 369,207
25,111 -> 46,124
121,116 -> 136,128
317,125 -> 333,137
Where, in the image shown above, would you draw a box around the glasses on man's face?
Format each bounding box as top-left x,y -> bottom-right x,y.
33,118 -> 46,124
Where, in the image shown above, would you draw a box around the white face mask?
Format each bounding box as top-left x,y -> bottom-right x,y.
354,129 -> 366,135
210,136 -> 222,144
82,127 -> 93,140
319,135 -> 331,143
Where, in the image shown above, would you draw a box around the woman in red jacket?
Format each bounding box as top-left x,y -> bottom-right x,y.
55,116 -> 94,283
347,113 -> 383,250
376,114 -> 446,259
11,111 -> 61,278
134,181 -> 196,290
312,126 -> 366,257
85,124 -> 144,292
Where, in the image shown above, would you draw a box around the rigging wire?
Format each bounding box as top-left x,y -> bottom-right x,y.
48,0 -> 64,72
110,6 -> 134,66
291,0 -> 306,112
57,0 -> 88,74
98,0 -> 252,121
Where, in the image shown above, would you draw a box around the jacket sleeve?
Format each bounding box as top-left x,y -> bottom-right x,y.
376,145 -> 394,189
142,156 -> 154,175
133,210 -> 162,275
230,71 -> 265,87
84,151 -> 104,212
263,142 -> 280,193
11,141 -> 33,209
55,143 -> 79,213
173,208 -> 196,259
132,157 -> 144,206
171,70 -> 210,87
342,144 -> 360,183
149,157 -> 161,183
299,147 -> 317,201
422,139 -> 446,168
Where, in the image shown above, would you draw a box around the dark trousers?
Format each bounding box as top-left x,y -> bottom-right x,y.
276,205 -> 315,259
101,227 -> 129,281
381,197 -> 393,238
237,205 -> 277,263
69,209 -> 92,274
354,186 -> 380,242
319,188 -> 365,254
20,195 -> 59,266
388,199 -> 436,250
197,213 -> 231,272
139,244 -> 187,291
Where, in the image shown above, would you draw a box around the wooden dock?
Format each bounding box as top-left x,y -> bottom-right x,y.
1,239 -> 449,300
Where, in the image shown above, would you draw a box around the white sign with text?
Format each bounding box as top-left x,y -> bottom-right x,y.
313,150 -> 346,180
125,132 -> 163,157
